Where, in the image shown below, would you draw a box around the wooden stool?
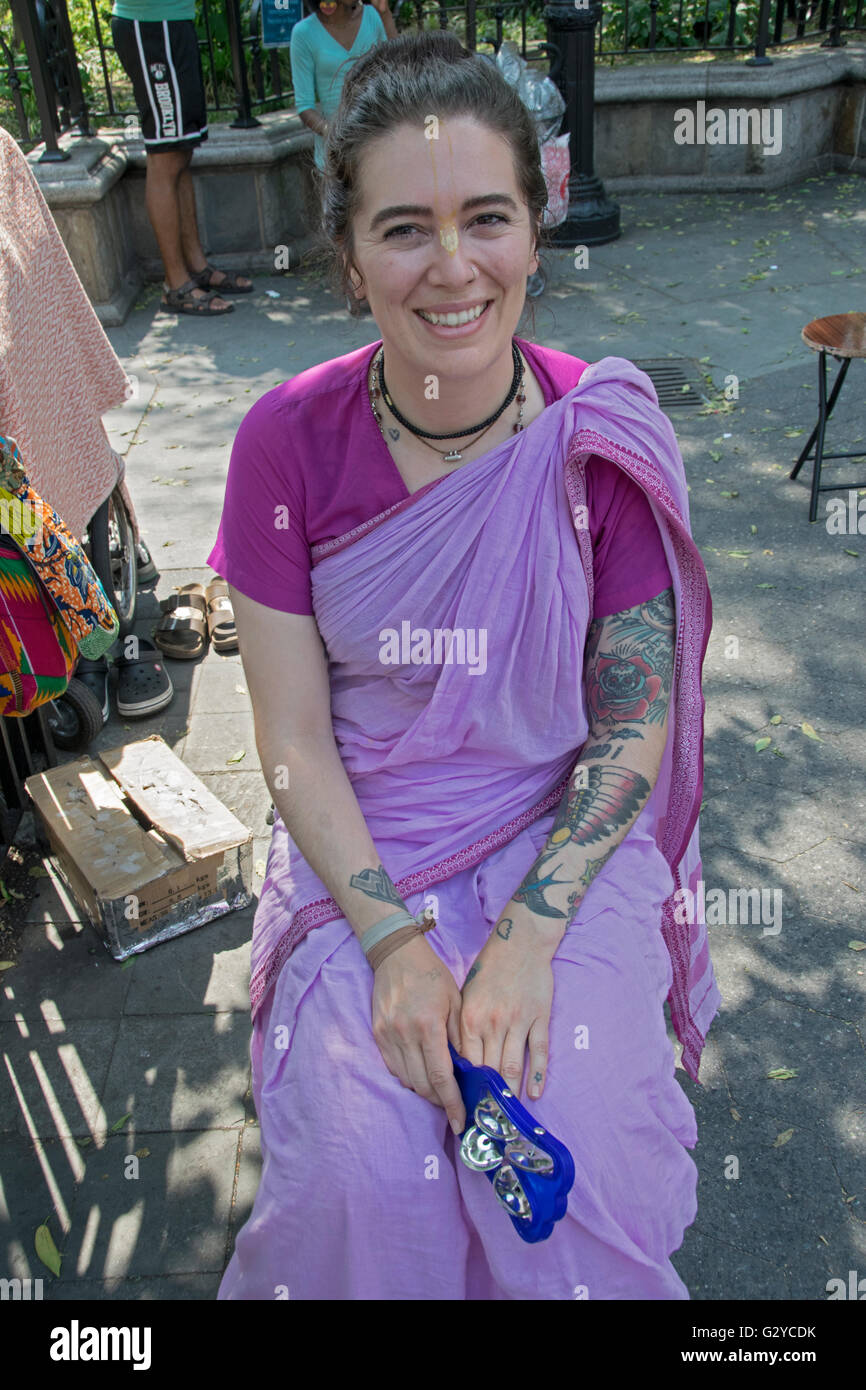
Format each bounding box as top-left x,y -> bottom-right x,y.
789,312 -> 866,522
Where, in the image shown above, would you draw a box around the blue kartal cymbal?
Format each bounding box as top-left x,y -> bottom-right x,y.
449,1043 -> 575,1243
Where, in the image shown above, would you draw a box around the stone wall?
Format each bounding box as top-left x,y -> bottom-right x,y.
25,43 -> 866,325
594,44 -> 866,191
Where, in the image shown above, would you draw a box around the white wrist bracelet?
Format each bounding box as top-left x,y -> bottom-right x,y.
359,910 -> 420,956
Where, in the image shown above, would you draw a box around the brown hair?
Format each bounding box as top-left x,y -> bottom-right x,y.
316,30 -> 551,330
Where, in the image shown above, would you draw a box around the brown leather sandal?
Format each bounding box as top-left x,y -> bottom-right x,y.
160,278 -> 235,316
192,263 -> 253,295
205,578 -> 238,653
153,583 -> 209,658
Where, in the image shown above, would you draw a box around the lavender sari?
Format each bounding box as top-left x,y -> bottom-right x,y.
220,356 -> 721,1301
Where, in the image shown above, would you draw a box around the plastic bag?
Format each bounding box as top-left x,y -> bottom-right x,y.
495,41 -> 565,145
493,42 -> 569,227
541,134 -> 571,228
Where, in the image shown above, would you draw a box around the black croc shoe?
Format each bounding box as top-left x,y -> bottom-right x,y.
75,655 -> 110,726
115,638 -> 174,719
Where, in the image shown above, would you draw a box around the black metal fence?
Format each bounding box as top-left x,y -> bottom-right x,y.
1,0 -> 864,155
0,706 -> 56,853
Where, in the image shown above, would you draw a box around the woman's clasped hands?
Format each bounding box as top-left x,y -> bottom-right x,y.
370,911 -> 557,1136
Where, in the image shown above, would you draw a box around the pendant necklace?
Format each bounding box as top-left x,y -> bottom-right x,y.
368,341 -> 526,464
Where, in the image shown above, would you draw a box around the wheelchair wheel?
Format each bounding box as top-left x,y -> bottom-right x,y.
45,678 -> 105,752
86,485 -> 138,638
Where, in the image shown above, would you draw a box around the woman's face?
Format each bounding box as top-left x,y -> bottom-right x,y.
348,116 -> 539,376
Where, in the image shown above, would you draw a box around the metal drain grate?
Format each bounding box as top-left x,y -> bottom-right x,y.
631,358 -> 709,410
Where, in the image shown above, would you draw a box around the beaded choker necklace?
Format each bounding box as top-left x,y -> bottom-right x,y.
368,341 -> 527,464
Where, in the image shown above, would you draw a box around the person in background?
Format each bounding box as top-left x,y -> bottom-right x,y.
111,0 -> 254,315
292,0 -> 397,174
291,0 -> 397,313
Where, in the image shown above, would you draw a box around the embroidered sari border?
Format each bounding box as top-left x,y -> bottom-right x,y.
249,773 -> 571,1018
252,386 -> 719,1082
564,427 -> 715,1083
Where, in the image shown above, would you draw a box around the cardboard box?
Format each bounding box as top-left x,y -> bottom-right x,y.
25,735 -> 254,959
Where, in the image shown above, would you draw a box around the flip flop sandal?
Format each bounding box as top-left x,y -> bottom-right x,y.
193,263 -> 254,294
115,638 -> 174,718
450,1042 -> 575,1244
153,583 -> 209,659
205,578 -> 238,653
160,278 -> 235,316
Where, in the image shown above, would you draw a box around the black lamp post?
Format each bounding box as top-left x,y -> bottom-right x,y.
543,0 -> 619,246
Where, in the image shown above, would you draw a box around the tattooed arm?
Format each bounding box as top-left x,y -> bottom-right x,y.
512,585 -> 675,926
459,587 -> 676,1097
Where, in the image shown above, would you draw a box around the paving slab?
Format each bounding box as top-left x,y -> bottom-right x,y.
686,1116 -> 854,1287
675,1225 -> 792,1300
196,772 -> 271,842
706,917 -> 866,1026
122,907 -> 254,1016
0,1133 -> 82,1275
61,1129 -> 241,1281
99,1014 -> 251,1135
0,917 -> 133,1023
3,1018 -> 121,1141
182,711 -> 261,776
48,1272 -> 222,1299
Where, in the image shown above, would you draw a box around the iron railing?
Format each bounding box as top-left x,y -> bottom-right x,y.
0,706 -> 56,854
1,0 -> 864,154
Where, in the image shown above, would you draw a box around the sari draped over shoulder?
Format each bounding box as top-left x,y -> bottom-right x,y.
249,354 -> 720,1083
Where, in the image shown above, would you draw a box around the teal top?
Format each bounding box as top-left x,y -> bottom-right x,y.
112,0 -> 196,21
290,7 -> 387,170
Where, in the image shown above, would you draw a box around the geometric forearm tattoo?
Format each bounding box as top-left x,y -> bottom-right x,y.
348,863 -> 403,907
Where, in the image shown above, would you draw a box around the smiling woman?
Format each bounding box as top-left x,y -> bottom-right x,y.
208,29 -> 720,1302
329,105 -> 551,486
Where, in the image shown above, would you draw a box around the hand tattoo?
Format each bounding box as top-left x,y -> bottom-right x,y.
464,962 -> 481,986
495,917 -> 514,940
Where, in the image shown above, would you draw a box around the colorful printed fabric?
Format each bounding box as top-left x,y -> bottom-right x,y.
0,436 -> 118,659
0,542 -> 77,716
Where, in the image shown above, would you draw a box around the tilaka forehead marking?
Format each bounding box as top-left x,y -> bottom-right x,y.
439,223 -> 459,256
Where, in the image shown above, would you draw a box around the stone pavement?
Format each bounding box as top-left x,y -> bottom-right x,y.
1,170 -> 864,1301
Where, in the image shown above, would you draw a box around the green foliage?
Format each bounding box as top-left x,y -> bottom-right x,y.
600,0 -> 763,51
3,0 -> 864,142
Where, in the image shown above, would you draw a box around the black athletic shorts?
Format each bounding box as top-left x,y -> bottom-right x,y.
111,17 -> 208,151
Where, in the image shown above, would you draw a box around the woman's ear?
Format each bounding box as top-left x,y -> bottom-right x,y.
347,263 -> 366,300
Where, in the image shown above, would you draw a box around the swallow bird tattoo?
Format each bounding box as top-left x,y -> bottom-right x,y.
512,850 -> 570,918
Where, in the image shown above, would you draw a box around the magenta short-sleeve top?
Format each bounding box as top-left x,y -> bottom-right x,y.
207,338 -> 672,620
